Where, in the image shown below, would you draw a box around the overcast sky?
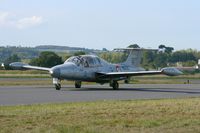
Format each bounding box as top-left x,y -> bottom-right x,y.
0,0 -> 200,50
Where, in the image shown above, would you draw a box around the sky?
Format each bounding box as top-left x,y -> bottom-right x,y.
0,0 -> 200,50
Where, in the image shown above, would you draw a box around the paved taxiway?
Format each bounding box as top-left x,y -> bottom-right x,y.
1,84 -> 200,105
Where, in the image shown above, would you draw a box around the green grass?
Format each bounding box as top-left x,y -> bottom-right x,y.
0,70 -> 49,74
0,70 -> 50,78
1,98 -> 200,133
0,70 -> 199,85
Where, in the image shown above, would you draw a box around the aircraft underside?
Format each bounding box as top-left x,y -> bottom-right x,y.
53,78 -> 123,90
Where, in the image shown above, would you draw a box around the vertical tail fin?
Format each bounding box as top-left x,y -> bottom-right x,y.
114,48 -> 157,67
123,49 -> 142,67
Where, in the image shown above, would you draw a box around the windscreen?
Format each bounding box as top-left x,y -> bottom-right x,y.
65,56 -> 101,67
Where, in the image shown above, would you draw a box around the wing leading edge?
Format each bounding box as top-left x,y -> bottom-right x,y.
9,62 -> 50,71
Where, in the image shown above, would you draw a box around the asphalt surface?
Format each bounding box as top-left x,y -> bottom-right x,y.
1,84 -> 200,105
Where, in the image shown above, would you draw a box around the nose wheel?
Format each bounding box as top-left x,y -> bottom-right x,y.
53,78 -> 61,90
55,83 -> 61,90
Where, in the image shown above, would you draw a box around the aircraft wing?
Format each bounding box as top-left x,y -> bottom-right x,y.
96,67 -> 182,79
22,65 -> 50,71
9,62 -> 50,71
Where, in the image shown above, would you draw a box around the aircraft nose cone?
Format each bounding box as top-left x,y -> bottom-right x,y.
50,67 -> 60,78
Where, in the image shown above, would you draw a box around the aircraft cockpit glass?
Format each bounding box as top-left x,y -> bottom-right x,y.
85,57 -> 94,65
95,57 -> 101,65
65,56 -> 101,67
83,56 -> 102,66
65,56 -> 82,66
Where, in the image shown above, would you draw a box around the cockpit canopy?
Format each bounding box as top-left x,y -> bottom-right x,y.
65,55 -> 102,67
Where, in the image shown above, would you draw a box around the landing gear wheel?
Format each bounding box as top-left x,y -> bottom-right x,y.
113,81 -> 119,90
75,81 -> 82,88
53,78 -> 61,90
112,81 -> 119,90
124,79 -> 129,84
55,83 -> 61,90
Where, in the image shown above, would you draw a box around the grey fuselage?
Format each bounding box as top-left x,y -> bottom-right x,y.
50,55 -> 144,83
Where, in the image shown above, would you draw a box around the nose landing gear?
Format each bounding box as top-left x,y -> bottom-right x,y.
53,78 -> 61,90
55,83 -> 61,90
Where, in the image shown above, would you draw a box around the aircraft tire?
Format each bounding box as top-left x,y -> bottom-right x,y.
124,79 -> 129,84
112,81 -> 119,90
55,84 -> 61,90
75,81 -> 81,88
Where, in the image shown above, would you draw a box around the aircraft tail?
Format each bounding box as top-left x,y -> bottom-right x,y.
124,49 -> 142,67
114,48 -> 157,67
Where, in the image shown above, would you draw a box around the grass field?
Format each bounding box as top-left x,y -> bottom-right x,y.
1,98 -> 200,133
0,70 -> 49,74
0,70 -> 199,85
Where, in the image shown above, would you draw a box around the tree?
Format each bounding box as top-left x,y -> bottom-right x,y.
141,51 -> 155,69
182,60 -> 197,67
73,51 -> 86,56
102,48 -> 108,51
154,53 -> 168,69
165,47 -> 174,54
158,45 -> 174,54
30,51 -> 63,67
169,51 -> 197,63
4,54 -> 21,70
158,45 -> 166,49
127,44 -> 140,48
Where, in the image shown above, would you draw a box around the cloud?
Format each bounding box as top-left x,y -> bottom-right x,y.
0,11 -> 11,26
16,16 -> 43,29
0,11 -> 44,29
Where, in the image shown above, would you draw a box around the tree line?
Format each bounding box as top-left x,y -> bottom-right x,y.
0,46 -> 39,63
99,44 -> 200,70
2,44 -> 200,70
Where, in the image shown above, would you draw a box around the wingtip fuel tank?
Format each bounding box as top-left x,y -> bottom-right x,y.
161,67 -> 183,76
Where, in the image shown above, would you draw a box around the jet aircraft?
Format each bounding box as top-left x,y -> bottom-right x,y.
9,48 -> 183,90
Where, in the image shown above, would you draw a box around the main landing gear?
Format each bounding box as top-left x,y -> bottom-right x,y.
53,79 -> 82,90
75,81 -> 82,88
124,79 -> 130,84
110,80 -> 119,90
124,77 -> 130,84
53,78 -> 119,90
